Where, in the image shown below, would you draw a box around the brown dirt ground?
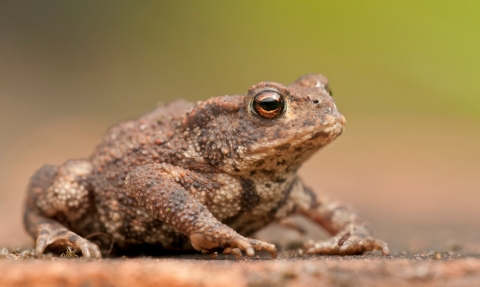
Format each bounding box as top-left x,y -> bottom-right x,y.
1,254 -> 480,287
1,115 -> 479,286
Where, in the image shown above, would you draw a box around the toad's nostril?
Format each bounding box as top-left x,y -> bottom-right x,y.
312,99 -> 319,105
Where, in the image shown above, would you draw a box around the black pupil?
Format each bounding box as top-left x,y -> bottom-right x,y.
259,94 -> 281,111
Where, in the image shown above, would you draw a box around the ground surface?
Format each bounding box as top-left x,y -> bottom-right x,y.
1,115 -> 479,286
1,252 -> 480,287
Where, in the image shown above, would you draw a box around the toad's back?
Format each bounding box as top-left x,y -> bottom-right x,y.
91,100 -> 194,176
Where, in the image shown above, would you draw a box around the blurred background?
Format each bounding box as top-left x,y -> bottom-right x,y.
0,1 -> 479,253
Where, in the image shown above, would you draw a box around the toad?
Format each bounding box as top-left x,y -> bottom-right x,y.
24,74 -> 389,258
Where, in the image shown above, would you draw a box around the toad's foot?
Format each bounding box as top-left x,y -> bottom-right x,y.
190,232 -> 277,259
304,225 -> 389,255
288,182 -> 389,256
35,223 -> 102,258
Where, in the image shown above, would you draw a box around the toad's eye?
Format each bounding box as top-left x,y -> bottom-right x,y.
253,91 -> 285,119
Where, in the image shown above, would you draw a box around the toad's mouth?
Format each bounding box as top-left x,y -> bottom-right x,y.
245,113 -> 346,157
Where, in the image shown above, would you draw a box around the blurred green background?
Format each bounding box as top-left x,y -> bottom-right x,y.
2,1 -> 480,120
0,1 -> 479,250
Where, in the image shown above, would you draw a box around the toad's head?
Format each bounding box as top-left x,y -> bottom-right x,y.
183,74 -> 346,176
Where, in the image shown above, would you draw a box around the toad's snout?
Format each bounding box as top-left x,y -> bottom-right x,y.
308,93 -> 345,127
338,113 -> 347,126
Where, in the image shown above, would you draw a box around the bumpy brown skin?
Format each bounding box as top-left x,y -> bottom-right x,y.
24,74 -> 389,259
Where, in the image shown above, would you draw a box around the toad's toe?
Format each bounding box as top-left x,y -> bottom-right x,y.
35,226 -> 102,258
306,233 -> 389,256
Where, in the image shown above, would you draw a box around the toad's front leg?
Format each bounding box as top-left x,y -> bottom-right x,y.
125,163 -> 277,259
287,178 -> 389,255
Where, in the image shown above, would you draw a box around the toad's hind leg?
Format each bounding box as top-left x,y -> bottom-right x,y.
23,160 -> 101,258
